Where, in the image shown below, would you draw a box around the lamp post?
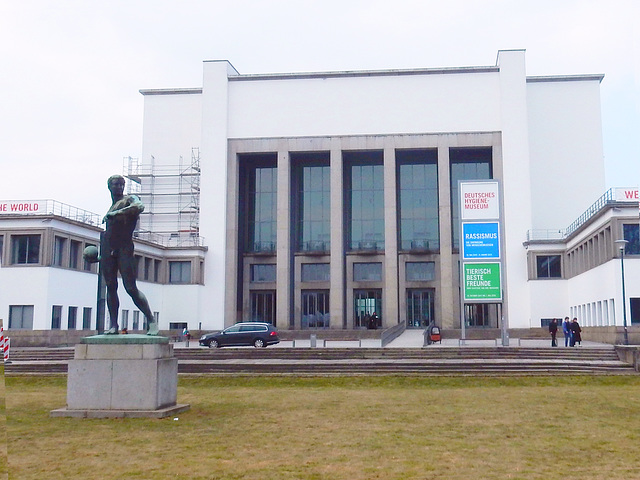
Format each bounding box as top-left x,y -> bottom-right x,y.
615,239 -> 629,345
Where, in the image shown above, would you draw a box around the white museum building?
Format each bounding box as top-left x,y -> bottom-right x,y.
1,49 -> 638,338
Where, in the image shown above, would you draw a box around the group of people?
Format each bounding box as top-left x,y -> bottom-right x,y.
548,317 -> 582,347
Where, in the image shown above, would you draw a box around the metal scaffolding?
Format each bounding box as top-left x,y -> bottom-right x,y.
123,149 -> 201,246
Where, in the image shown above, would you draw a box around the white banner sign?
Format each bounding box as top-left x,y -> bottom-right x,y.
460,181 -> 500,220
614,187 -> 639,202
0,201 -> 47,214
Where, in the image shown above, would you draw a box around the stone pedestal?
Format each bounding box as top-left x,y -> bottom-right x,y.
51,334 -> 190,418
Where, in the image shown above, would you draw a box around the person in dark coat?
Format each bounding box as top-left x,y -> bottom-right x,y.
562,317 -> 571,347
549,318 -> 558,347
570,318 -> 582,346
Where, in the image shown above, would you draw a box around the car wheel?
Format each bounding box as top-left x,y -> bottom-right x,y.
209,339 -> 219,348
253,338 -> 266,348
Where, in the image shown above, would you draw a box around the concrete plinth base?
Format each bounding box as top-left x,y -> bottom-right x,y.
51,334 -> 190,418
50,403 -> 191,419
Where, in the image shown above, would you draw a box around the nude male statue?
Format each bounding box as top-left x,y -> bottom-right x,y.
101,175 -> 159,335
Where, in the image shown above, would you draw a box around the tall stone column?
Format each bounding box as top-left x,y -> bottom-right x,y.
383,143 -> 399,329
329,141 -> 345,329
276,148 -> 292,329
437,140 -> 455,329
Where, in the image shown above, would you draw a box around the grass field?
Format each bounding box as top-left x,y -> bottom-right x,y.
5,375 -> 640,479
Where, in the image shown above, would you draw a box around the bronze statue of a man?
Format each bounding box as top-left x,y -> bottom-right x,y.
101,175 -> 159,335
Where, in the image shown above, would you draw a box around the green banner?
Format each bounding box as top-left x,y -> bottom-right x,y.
463,263 -> 502,301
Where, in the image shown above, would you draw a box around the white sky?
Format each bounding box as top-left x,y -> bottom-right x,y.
1,0 -> 638,215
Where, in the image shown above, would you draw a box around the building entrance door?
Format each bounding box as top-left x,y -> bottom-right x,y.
406,289 -> 434,328
353,289 -> 382,328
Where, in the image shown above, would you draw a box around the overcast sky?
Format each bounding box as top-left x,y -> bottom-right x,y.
1,0 -> 638,215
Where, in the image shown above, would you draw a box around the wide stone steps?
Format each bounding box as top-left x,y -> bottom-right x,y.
4,346 -> 636,376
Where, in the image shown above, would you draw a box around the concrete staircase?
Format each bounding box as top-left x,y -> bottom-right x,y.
4,346 -> 637,376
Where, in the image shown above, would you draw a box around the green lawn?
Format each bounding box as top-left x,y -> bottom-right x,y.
5,376 -> 640,480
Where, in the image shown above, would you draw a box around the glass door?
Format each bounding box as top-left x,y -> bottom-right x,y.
406,289 -> 434,328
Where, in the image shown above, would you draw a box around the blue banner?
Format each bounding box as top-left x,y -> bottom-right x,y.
462,222 -> 500,259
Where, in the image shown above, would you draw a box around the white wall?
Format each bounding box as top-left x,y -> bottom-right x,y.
527,79 -> 605,230
529,279 -> 569,326
141,91 -> 203,166
227,71 -> 502,138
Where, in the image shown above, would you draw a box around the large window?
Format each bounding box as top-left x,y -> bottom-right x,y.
69,240 -> 81,269
353,262 -> 382,282
11,234 -> 40,264
241,154 -> 278,253
405,262 -> 436,282
301,263 -> 330,282
345,151 -> 384,251
301,291 -> 330,329
68,306 -> 78,329
397,149 -> 439,251
53,237 -> 66,266
537,255 -> 562,278
250,264 -> 276,283
51,305 -> 62,329
623,224 -> 640,255
9,305 -> 34,329
450,148 -> 492,249
169,261 -> 191,283
82,307 -> 92,330
293,153 -> 330,252
631,298 -> 640,325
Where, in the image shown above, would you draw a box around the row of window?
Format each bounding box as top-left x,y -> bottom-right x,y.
250,261 -> 436,284
240,147 -> 492,255
8,304 -> 161,330
2,231 -> 200,285
533,223 -> 639,280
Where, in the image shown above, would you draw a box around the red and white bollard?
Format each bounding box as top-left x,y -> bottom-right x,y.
1,326 -> 9,363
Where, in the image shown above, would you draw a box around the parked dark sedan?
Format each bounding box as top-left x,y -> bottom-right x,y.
199,322 -> 280,348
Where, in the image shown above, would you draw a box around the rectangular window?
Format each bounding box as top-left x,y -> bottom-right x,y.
169,261 -> 191,283
132,311 -> 140,330
154,259 -> 161,282
397,150 -> 439,251
239,154 -> 279,253
144,257 -> 152,281
250,264 -> 276,283
0,235 -> 4,264
405,262 -> 436,282
69,240 -> 81,269
51,305 -> 62,329
623,224 -> 640,255
536,255 -> 562,278
11,234 -> 40,264
9,305 -> 34,329
82,307 -> 92,330
121,310 -> 129,329
450,148 -> 492,249
345,151 -> 385,251
68,306 -> 77,329
292,153 -> 331,252
630,298 -> 640,325
353,262 -> 382,282
301,290 -> 330,329
54,236 -> 66,266
301,263 -> 330,282
135,255 -> 143,279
